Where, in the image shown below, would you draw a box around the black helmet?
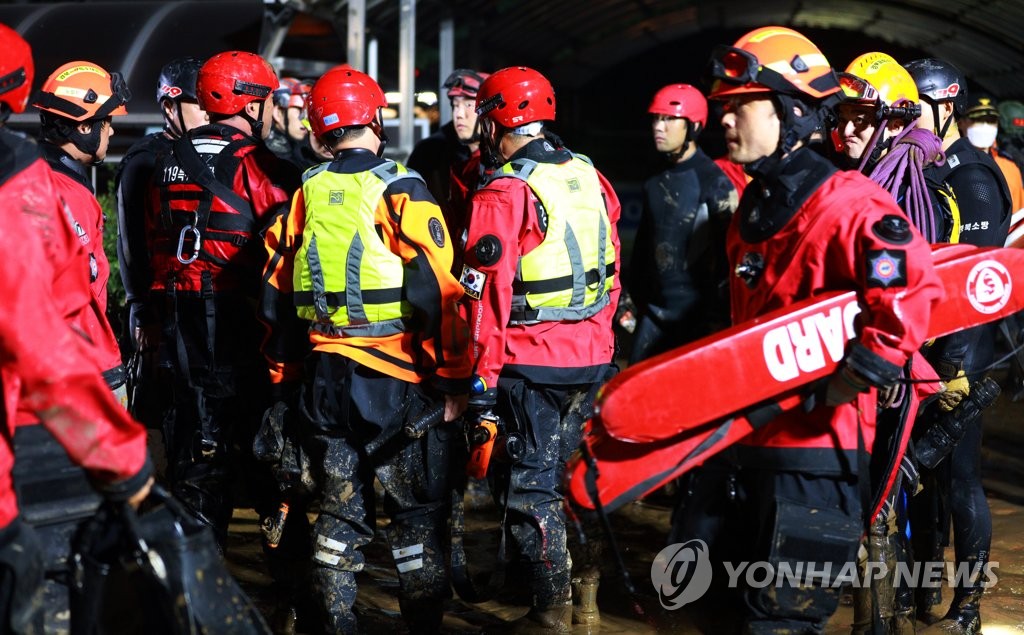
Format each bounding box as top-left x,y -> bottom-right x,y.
157,56 -> 203,103
904,58 -> 969,116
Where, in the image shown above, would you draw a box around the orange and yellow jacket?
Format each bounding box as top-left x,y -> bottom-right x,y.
260,148 -> 473,394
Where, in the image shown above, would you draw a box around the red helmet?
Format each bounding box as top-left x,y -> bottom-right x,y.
33,61 -> 130,121
0,23 -> 33,115
306,67 -> 387,138
274,77 -> 312,109
648,84 -> 708,127
707,26 -> 840,101
475,66 -> 555,128
444,69 -> 489,99
197,51 -> 277,116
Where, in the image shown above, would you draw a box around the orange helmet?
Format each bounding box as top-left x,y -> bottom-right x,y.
33,61 -> 129,121
707,26 -> 840,101
0,23 -> 33,115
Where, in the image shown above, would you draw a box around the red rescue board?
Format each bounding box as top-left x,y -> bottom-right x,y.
567,245 -> 1024,513
600,244 -> 1019,444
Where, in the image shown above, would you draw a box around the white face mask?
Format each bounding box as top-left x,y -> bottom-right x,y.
967,122 -> 999,149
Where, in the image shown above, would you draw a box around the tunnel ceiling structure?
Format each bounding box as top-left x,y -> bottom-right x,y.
2,0 -> 1023,177
347,0 -> 1024,97
3,0 -> 1023,101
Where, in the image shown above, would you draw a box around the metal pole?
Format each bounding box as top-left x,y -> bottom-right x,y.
368,37 -> 379,81
347,0 -> 365,71
398,0 -> 416,159
438,17 -> 454,124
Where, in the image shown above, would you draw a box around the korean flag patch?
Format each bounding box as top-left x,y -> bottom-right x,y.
460,265 -> 486,300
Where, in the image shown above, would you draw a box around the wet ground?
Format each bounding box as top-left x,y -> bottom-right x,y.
225,372 -> 1024,634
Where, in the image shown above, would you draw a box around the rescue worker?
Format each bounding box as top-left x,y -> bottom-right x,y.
144,50 -> 300,545
628,82 -> 737,363
905,58 -> 1012,634
115,58 -> 207,445
117,57 -> 208,354
834,53 -> 955,243
260,66 -> 472,634
998,99 -> 1024,176
834,52 -> 942,635
0,22 -> 153,631
683,27 -> 942,633
32,60 -> 130,398
407,67 -> 490,253
461,66 -> 621,633
25,60 -> 137,628
267,76 -> 319,170
834,54 -> 922,173
958,94 -> 1024,217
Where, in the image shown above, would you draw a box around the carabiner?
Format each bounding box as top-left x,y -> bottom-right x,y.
176,224 -> 202,264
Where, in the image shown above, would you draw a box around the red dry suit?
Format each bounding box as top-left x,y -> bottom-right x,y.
0,130 -> 149,529
38,144 -> 123,379
728,148 -> 943,474
461,139 -> 621,388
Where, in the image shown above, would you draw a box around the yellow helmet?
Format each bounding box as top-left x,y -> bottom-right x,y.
841,53 -> 920,118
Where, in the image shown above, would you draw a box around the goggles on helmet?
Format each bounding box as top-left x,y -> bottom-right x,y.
94,71 -> 132,118
707,44 -> 839,99
707,45 -> 797,95
839,73 -> 880,103
444,69 -> 486,98
837,72 -> 920,123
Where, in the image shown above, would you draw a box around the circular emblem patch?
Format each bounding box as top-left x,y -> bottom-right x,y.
966,259 -> 1012,315
873,256 -> 895,280
428,218 -> 445,248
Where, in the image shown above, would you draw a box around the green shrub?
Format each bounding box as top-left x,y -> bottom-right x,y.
96,186 -> 128,347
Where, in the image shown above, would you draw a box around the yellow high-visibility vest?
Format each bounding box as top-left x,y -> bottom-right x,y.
293,161 -> 417,336
490,153 -> 616,323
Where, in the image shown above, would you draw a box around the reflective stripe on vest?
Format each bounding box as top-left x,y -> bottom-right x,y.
293,161 -> 417,337
491,154 -> 616,323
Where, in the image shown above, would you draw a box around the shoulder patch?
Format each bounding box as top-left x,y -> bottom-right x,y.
428,217 -> 446,248
865,249 -> 907,289
460,265 -> 486,300
872,215 -> 913,245
474,234 -> 502,266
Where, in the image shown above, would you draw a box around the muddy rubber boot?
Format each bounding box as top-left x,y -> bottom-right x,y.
571,574 -> 600,627
853,513 -> 900,635
310,567 -> 359,634
851,585 -> 872,635
893,606 -> 916,635
494,603 -> 572,634
916,585 -> 944,625
920,585 -> 983,635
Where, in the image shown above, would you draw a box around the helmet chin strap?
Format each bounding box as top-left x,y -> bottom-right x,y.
479,119 -> 506,169
370,109 -> 388,157
662,121 -> 701,163
240,99 -> 267,138
69,120 -> 105,164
